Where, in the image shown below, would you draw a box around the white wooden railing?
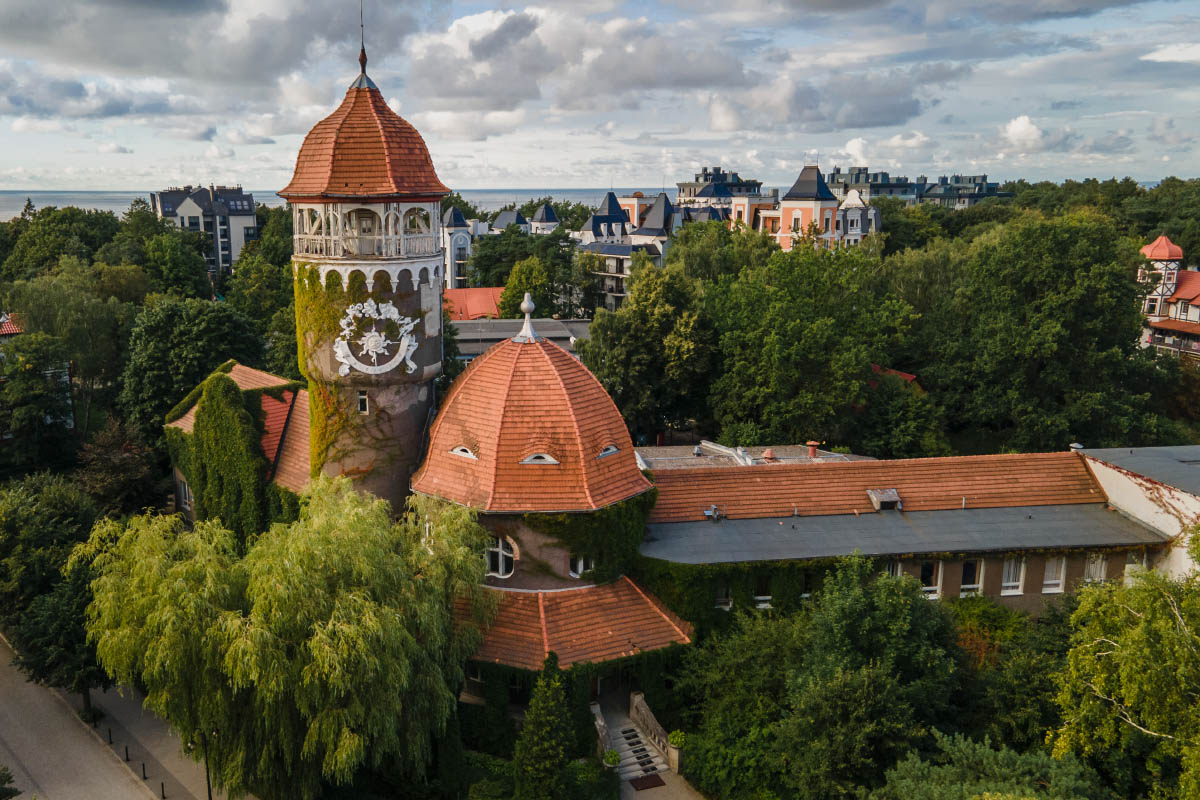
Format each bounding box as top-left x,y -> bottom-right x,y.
294,233 -> 437,259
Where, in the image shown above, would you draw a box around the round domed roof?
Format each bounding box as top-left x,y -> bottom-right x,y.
411,325 -> 651,513
279,69 -> 449,202
1141,235 -> 1183,262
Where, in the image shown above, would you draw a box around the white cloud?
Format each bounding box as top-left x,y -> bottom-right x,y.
204,144 -> 235,160
1003,115 -> 1046,150
10,116 -> 73,133
97,142 -> 132,154
1140,43 -> 1200,64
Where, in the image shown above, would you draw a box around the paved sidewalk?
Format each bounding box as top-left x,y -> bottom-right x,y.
67,686 -> 235,800
0,637 -> 154,800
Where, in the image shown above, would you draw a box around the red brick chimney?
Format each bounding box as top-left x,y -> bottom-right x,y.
806,440 -> 819,459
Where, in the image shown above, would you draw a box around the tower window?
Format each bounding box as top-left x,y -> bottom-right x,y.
486,537 -> 515,578
569,554 -> 595,578
357,391 -> 369,415
520,453 -> 560,465
597,445 -> 619,459
450,446 -> 478,460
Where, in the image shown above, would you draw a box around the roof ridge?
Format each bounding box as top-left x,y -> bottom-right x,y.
540,340 -> 595,508
267,389 -> 299,482
366,88 -> 399,195
488,343 -> 524,509
622,576 -> 691,644
538,592 -> 550,659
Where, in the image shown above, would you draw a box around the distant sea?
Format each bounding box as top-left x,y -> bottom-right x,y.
0,188 -> 679,222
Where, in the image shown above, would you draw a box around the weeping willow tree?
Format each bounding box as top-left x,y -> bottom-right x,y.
81,476 -> 495,800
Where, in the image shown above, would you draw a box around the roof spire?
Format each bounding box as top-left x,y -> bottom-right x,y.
358,0 -> 367,74
513,292 -> 542,343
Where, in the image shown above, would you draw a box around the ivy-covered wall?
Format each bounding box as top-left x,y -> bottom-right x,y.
165,364 -> 303,545
521,487 -> 658,582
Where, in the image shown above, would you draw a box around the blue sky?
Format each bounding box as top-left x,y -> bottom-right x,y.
0,0 -> 1196,191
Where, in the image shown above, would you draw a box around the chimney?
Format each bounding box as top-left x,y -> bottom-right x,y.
1069,442 -> 1084,453
806,440 -> 819,459
762,447 -> 777,462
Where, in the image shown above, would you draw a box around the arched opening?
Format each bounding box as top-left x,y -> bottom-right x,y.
402,207 -> 436,256
345,208 -> 383,257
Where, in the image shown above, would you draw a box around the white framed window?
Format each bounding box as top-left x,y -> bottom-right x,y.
715,583 -> 732,611
357,390 -> 369,415
920,560 -> 941,598
1084,553 -> 1107,582
884,560 -> 902,578
450,446 -> 477,460
486,537 -> 514,579
569,554 -> 594,579
177,478 -> 192,512
1043,556 -> 1066,593
597,444 -> 619,459
754,575 -> 772,609
960,560 -> 982,595
1146,297 -> 1159,315
520,453 -> 560,465
1001,557 -> 1025,595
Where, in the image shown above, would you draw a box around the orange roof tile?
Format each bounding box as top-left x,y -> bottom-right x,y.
1142,235 -> 1183,261
0,313 -> 23,336
648,451 -> 1103,524
470,577 -> 692,670
444,287 -> 505,321
1149,318 -> 1200,336
279,75 -> 449,201
1167,271 -> 1200,303
166,363 -> 310,493
412,335 -> 652,513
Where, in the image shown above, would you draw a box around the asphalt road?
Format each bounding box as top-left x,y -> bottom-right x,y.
0,637 -> 153,800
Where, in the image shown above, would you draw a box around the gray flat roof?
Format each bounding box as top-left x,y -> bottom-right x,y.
641,503 -> 1167,565
1082,446 -> 1200,497
453,318 -> 591,357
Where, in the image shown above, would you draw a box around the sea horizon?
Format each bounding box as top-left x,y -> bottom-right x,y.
0,187 -> 690,222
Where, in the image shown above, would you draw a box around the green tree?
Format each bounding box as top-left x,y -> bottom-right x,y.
709,245 -> 915,447
666,220 -> 778,282
117,296 -> 262,439
1,205 -> 120,282
442,191 -> 488,223
226,253 -> 292,334
0,472 -> 97,623
85,477 -> 495,800
919,211 -> 1168,451
437,314 -> 463,397
469,225 -> 534,287
75,417 -> 161,517
847,373 -> 950,459
499,256 -> 552,318
246,204 -> 294,268
0,332 -> 75,475
514,653 -> 574,800
264,303 -> 302,381
11,553 -> 112,717
144,233 -> 211,297
1051,537 -> 1200,798
0,765 -> 18,800
92,198 -> 175,268
871,198 -> 949,256
579,262 -> 715,438
873,732 -> 1113,800
681,556 -> 963,799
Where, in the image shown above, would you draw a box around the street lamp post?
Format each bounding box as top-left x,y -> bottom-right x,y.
201,731 -> 213,800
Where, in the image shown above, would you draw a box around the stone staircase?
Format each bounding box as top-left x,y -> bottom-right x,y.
613,723 -> 667,780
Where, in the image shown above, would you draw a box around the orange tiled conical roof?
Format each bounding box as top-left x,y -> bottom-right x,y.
412,322 -> 651,513
279,68 -> 449,201
1141,235 -> 1183,261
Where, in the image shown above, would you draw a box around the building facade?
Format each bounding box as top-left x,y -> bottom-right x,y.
1139,236 -> 1200,358
677,165 -> 762,203
150,185 -> 258,274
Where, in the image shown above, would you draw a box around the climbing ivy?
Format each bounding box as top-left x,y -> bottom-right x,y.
521,487 -> 658,583
293,264 -> 423,480
165,366 -> 303,546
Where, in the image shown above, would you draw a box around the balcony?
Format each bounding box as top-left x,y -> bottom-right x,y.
1149,333 -> 1200,358
294,233 -> 439,259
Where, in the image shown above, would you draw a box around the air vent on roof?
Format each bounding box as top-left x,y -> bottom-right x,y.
866,488 -> 902,511
521,453 -> 559,465
703,504 -> 722,522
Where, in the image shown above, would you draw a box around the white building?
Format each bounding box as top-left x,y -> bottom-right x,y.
150,185 -> 258,275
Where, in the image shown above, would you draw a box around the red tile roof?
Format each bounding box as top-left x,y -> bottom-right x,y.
166,364 -> 310,493
648,451 -> 1103,524
1149,318 -> 1200,336
1142,235 -> 1183,261
0,313 -> 23,336
1167,271 -> 1200,302
470,577 -> 693,670
412,335 -> 652,512
444,287 -> 504,321
279,79 -> 449,201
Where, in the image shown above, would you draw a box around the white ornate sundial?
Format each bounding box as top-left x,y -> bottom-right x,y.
333,298 -> 419,376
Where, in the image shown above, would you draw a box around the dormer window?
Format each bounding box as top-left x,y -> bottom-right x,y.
569,554 -> 594,578
597,445 -> 619,459
866,488 -> 902,511
450,446 -> 477,460
521,453 -> 559,465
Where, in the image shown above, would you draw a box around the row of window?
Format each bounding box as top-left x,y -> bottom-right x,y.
483,536 -> 594,580
450,445 -> 619,462
716,554 -> 1120,609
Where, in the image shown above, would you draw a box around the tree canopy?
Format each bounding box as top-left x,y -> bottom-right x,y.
85,477 -> 496,800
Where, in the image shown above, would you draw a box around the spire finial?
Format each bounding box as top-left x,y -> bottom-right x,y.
513,292 -> 541,343
358,0 -> 367,74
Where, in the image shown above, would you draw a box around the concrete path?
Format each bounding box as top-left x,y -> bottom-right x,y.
0,637 -> 155,800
